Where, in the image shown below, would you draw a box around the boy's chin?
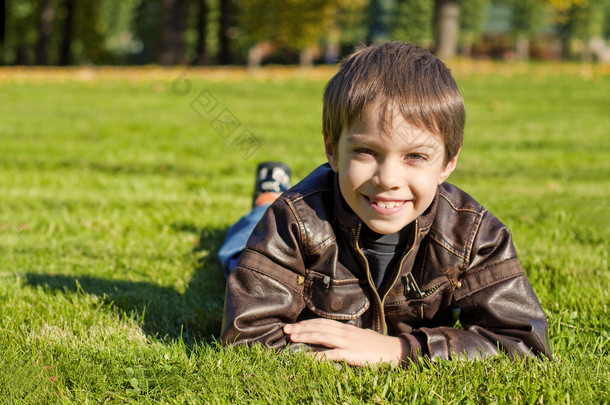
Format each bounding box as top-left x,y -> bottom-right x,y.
365,220 -> 412,235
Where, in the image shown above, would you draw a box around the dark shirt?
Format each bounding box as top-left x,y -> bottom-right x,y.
360,224 -> 412,290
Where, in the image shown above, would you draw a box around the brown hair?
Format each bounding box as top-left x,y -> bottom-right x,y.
323,42 -> 465,164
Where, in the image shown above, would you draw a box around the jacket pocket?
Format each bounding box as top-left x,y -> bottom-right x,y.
303,271 -> 370,321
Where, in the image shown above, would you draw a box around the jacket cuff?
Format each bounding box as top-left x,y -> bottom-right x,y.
399,333 -> 428,364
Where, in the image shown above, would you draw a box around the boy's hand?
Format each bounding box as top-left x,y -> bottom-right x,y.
283,319 -> 406,367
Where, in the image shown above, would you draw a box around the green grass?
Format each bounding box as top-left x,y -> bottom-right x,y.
1,64 -> 609,403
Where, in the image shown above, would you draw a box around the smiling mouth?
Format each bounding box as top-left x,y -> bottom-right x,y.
367,197 -> 408,209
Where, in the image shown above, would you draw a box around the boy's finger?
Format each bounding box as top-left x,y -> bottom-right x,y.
286,329 -> 346,348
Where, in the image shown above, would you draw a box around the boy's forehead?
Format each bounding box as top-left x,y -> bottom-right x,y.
345,121 -> 443,147
347,102 -> 442,142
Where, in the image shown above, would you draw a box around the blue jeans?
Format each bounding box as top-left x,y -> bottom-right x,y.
218,204 -> 269,279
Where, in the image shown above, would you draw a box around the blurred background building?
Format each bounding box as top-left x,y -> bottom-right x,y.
1,0 -> 609,66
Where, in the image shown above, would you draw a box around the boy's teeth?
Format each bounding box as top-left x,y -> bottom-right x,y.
376,200 -> 402,209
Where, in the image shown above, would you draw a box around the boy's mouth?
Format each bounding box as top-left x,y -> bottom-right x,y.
366,196 -> 409,209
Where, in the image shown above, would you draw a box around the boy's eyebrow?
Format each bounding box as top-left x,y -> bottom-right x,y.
345,131 -> 443,150
344,133 -> 371,142
344,133 -> 383,147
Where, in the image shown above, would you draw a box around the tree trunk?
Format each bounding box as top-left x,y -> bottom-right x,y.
35,0 -> 54,65
247,43 -> 263,69
132,1 -> 159,64
248,42 -> 275,69
194,0 -> 208,65
299,47 -> 316,67
160,0 -> 189,65
559,35 -> 570,60
59,0 -> 75,66
460,32 -> 473,58
325,41 -> 340,64
581,40 -> 593,63
0,0 -> 6,48
15,44 -> 30,65
217,0 -> 232,64
434,0 -> 459,60
589,36 -> 610,64
515,34 -> 529,61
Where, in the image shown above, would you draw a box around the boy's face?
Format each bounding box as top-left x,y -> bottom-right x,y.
325,104 -> 459,235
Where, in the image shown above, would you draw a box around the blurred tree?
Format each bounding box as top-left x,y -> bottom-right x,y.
545,0 -> 585,11
605,1 -> 610,39
218,0 -> 235,64
325,0 -> 368,63
5,0 -> 37,64
558,0 -> 610,61
278,0 -> 338,64
334,0 -> 368,47
508,0 -> 545,61
58,0 -> 74,65
236,0 -> 274,48
434,0 -> 460,59
368,0 -> 395,42
160,0 -> 188,65
238,0 -> 341,66
392,0 -> 434,45
193,0 -> 209,65
133,0 -> 162,64
56,0 -> 108,65
1,0 -> 5,47
97,0 -> 142,64
35,0 -> 54,65
76,0 -> 108,63
459,0 -> 490,57
4,0 -> 606,66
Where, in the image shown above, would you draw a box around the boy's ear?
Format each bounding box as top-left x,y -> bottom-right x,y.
438,148 -> 460,184
324,133 -> 338,172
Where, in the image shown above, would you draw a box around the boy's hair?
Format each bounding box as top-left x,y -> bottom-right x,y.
323,42 -> 465,164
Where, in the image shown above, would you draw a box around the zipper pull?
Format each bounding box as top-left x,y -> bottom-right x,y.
402,273 -> 424,298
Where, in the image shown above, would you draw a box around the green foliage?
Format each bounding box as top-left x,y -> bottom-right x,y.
508,0 -> 547,37
97,0 -> 143,57
392,0 -> 434,44
4,0 -> 40,64
236,0 -> 341,51
334,0 -> 370,46
459,0 -> 491,42
0,64 -> 609,402
3,0 -> 142,65
567,0 -> 610,39
3,0 -> 610,65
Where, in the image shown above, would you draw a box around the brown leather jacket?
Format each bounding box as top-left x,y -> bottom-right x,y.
221,164 -> 552,361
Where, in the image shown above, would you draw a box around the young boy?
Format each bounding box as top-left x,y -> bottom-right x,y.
219,42 -> 551,366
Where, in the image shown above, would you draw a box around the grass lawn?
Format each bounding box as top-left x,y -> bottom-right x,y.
1,63 -> 609,403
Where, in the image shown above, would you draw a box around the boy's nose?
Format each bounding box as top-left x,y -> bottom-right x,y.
373,159 -> 401,190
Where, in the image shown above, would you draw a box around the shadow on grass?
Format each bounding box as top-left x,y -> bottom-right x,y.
25,226 -> 227,346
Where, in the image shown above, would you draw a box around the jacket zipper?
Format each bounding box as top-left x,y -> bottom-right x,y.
354,220 -> 419,335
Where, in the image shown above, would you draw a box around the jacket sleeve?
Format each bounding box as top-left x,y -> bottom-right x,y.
220,197 -> 307,349
405,211 -> 552,361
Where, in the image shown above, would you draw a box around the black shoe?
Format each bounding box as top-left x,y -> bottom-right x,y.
253,161 -> 291,206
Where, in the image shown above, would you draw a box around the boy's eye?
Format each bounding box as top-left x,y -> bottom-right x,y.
406,153 -> 428,162
354,148 -> 375,156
